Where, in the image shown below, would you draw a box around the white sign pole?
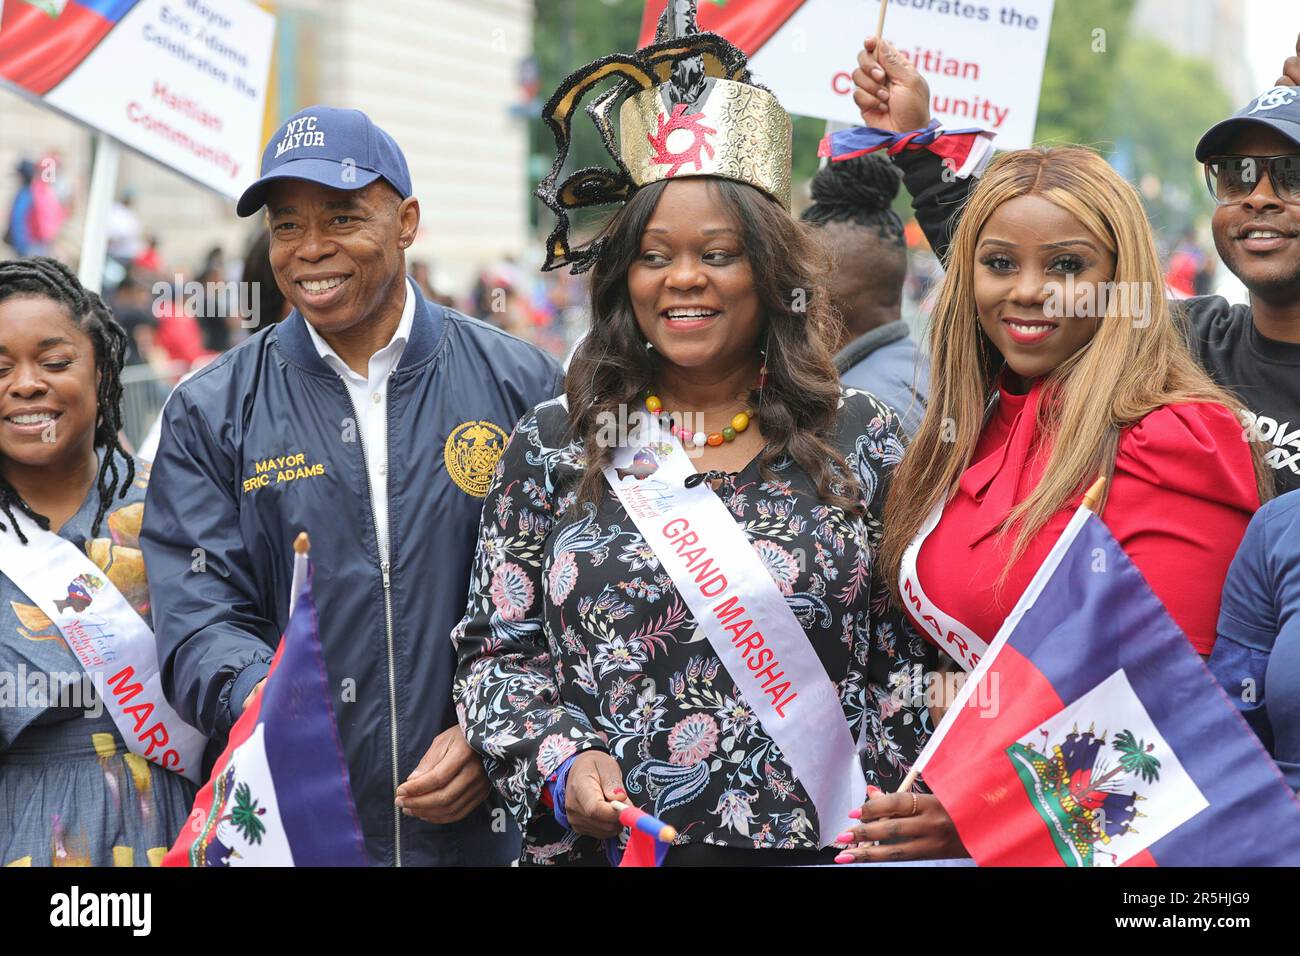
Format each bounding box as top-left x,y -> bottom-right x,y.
78,130 -> 120,295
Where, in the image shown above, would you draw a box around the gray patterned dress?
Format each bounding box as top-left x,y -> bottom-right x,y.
0,454 -> 195,867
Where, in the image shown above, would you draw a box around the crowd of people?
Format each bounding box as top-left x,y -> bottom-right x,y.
1,4 -> 1300,868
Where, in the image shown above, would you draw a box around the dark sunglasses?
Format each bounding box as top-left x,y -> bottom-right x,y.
1203,155 -> 1300,205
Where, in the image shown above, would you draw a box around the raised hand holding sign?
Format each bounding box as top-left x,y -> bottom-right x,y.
851,36 -> 931,133
1279,33 -> 1300,87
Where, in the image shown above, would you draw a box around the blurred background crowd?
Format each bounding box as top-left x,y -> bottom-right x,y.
0,0 -> 1288,448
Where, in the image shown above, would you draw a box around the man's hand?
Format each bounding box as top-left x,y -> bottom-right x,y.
242,678 -> 267,713
395,725 -> 491,825
852,36 -> 931,133
1277,34 -> 1300,86
564,750 -> 625,839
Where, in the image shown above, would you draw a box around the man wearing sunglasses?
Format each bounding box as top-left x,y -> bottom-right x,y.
1190,47 -> 1300,492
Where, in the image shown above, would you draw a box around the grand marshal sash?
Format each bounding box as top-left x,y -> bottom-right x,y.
604,421 -> 865,846
898,501 -> 990,672
0,510 -> 205,783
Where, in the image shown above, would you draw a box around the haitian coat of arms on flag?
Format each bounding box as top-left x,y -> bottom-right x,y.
1006,670 -> 1208,867
189,724 -> 292,866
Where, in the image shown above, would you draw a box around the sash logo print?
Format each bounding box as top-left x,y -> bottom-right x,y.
52,575 -> 187,775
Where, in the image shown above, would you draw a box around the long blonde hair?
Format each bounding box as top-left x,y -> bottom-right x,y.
880,147 -> 1271,596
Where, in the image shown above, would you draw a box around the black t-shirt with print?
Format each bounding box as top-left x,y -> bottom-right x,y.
1182,296 -> 1300,494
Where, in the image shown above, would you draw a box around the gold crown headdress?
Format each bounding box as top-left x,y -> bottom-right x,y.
537,0 -> 793,273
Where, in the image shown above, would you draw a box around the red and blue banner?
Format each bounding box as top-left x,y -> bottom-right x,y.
915,505 -> 1300,866
164,556 -> 369,867
0,0 -> 139,96
638,0 -> 806,55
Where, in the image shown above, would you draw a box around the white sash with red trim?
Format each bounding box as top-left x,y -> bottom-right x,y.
898,501 -> 990,673
0,510 -> 205,782
604,421 -> 864,846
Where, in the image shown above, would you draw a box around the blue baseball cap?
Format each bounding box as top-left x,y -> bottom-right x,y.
237,106 -> 413,217
1196,86 -> 1300,161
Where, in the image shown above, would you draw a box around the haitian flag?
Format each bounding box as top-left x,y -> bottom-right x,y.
819,119 -> 996,179
0,0 -> 138,96
164,542 -> 369,867
638,0 -> 806,56
914,503 -> 1300,866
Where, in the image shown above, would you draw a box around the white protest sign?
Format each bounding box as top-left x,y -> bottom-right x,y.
0,0 -> 275,199
747,0 -> 1055,148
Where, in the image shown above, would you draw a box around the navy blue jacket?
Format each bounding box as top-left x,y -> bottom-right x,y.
140,290 -> 563,866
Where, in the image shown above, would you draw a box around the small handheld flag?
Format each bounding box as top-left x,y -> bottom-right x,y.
164,532 -> 370,867
910,498 -> 1300,866
612,798 -> 674,868
819,119 -> 996,179
612,800 -> 677,843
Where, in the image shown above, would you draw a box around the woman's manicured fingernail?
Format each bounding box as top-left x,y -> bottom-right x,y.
866,785 -> 883,798
848,807 -> 862,819
836,831 -> 857,844
834,853 -> 855,864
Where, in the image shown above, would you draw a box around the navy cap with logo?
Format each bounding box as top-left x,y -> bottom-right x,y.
236,106 -> 413,217
1196,86 -> 1300,161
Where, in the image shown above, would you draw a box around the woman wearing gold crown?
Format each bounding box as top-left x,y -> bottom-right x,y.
452,1 -> 951,866
0,257 -> 200,867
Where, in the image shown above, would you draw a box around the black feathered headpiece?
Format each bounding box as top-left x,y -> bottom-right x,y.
536,0 -> 793,273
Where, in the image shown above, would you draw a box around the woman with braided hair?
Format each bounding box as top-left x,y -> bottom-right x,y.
802,153 -> 930,436
0,256 -> 196,867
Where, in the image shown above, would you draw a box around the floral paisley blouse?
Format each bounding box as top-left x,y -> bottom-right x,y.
452,389 -> 935,864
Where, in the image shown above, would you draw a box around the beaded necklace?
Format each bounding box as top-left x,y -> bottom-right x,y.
644,370 -> 763,449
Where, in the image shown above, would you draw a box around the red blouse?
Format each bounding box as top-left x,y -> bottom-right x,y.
911,377 -> 1260,656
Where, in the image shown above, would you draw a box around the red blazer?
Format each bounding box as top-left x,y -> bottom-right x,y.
912,378 -> 1259,655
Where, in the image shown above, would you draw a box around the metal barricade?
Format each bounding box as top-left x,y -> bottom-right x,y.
119,362 -> 186,454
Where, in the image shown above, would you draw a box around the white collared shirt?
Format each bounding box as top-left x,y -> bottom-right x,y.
304,278 -> 416,562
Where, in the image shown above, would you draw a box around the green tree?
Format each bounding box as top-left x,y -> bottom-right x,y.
529,0 -> 643,232
1035,0 -> 1138,146
1034,1 -> 1229,235
1108,37 -> 1231,235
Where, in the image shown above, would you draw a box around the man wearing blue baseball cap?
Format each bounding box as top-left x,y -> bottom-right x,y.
141,106 -> 563,866
1183,43 -> 1300,494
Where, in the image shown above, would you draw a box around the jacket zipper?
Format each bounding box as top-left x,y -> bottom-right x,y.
341,370 -> 402,867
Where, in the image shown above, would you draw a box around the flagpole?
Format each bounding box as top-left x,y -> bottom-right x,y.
875,0 -> 889,41
288,532 -> 310,618
894,474 -> 1109,798
610,800 -> 677,843
1081,476 -> 1107,514
78,131 -> 120,295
